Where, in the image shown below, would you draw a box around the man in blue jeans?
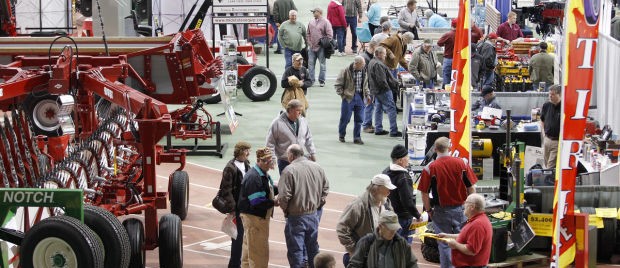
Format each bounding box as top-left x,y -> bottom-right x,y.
278,144 -> 329,268
418,137 -> 478,268
367,47 -> 402,137
437,19 -> 456,89
335,56 -> 368,144
307,7 -> 333,87
342,0 -> 363,52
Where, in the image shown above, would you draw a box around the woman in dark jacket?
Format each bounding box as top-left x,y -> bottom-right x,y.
220,141 -> 251,268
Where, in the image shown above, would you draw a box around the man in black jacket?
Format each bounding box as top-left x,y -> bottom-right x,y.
238,147 -> 278,267
383,144 -> 421,244
281,53 -> 313,95
367,46 -> 401,137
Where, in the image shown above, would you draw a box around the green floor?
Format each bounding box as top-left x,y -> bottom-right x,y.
180,0 -> 498,195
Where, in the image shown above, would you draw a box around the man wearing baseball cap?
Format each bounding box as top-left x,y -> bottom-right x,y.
237,147 -> 278,267
336,174 -> 395,266
348,210 -> 419,267
471,85 -> 501,114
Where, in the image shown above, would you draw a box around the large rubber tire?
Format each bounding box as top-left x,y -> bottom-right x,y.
241,66 -> 277,102
421,223 -> 440,263
83,205 -> 131,268
203,94 -> 222,104
598,218 -> 617,261
24,93 -> 63,137
170,170 -> 190,220
20,215 -> 105,268
159,214 -> 183,268
123,218 -> 146,268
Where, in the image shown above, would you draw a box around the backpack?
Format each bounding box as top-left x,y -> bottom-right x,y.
476,41 -> 496,71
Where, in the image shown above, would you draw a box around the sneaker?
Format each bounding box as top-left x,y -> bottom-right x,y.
390,131 -> 403,137
274,50 -> 282,54
363,127 -> 375,133
337,52 -> 344,57
339,137 -> 345,143
319,81 -> 325,87
375,130 -> 389,135
353,139 -> 364,145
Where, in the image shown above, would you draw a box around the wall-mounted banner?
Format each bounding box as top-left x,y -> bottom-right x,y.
551,0 -> 601,267
213,17 -> 268,24
213,0 -> 267,6
449,0 -> 472,163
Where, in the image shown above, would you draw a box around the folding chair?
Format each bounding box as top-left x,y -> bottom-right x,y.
355,22 -> 372,54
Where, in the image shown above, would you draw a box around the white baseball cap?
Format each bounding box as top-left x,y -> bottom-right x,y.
371,174 -> 397,190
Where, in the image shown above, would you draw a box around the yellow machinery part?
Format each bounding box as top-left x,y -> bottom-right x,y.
472,138 -> 493,158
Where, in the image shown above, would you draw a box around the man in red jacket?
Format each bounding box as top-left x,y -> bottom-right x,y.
437,19 -> 456,89
327,0 -> 347,56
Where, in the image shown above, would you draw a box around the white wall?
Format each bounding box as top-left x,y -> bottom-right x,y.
15,0 -> 71,34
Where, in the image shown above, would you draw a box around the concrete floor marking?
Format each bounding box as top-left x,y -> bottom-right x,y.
183,248 -> 290,268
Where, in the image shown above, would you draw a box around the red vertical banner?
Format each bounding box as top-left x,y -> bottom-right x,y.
551,0 -> 600,267
449,0 -> 472,162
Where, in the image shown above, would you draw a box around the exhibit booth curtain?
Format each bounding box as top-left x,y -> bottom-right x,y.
593,33 -> 620,135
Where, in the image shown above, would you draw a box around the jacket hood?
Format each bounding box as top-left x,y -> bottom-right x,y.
389,163 -> 408,172
330,0 -> 343,6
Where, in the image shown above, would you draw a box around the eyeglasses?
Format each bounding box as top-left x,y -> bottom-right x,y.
294,58 -> 303,62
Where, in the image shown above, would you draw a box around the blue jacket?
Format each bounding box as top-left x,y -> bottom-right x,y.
428,14 -> 450,28
238,165 -> 278,218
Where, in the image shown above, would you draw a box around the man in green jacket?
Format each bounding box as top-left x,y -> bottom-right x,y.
272,0 -> 297,53
409,39 -> 438,89
528,42 -> 554,91
278,10 -> 307,69
348,210 -> 419,268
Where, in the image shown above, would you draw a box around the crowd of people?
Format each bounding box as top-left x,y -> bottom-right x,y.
213,1 -> 577,268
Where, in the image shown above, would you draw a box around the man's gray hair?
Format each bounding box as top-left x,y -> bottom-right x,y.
286,144 -> 304,158
424,9 -> 434,19
401,32 -> 415,43
286,99 -> 303,111
467,193 -> 486,211
368,39 -> 379,49
289,10 -> 298,16
381,21 -> 392,32
374,46 -> 386,57
354,55 -> 365,65
549,84 -> 561,95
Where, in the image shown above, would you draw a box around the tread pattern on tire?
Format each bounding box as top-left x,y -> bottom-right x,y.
20,215 -> 105,268
170,170 -> 189,220
84,205 -> 131,268
159,214 -> 183,268
123,218 -> 146,268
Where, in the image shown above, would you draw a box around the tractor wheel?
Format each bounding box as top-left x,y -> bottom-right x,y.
83,205 -> 131,268
236,55 -> 249,65
203,94 -> 222,104
20,215 -> 104,268
159,214 -> 183,268
170,170 -> 189,220
24,93 -> 63,137
241,66 -> 277,101
123,218 -> 146,268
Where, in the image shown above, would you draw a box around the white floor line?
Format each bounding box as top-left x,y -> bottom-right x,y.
183,248 -> 290,268
184,235 -> 228,248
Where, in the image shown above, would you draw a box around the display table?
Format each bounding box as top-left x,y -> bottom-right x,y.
425,127 -> 542,176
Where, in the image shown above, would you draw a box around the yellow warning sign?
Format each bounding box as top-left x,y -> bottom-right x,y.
527,213 -> 553,237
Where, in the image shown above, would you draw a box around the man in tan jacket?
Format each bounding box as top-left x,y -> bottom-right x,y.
335,56 -> 369,144
380,31 -> 414,71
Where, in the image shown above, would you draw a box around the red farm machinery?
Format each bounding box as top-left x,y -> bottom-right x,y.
0,29 -> 226,267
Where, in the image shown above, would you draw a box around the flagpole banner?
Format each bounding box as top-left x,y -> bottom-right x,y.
551,0 -> 601,267
449,0 -> 472,163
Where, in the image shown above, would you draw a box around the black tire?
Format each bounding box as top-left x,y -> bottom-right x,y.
24,93 -> 64,137
598,218 -> 617,261
83,205 -> 131,268
421,223 -> 440,263
170,170 -> 190,220
236,55 -> 249,65
203,94 -> 222,104
20,215 -> 104,268
159,214 -> 183,268
123,218 -> 146,268
241,66 -> 277,101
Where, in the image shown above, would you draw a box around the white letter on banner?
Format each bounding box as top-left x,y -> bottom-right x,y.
560,140 -> 582,170
576,38 -> 597,69
571,89 -> 590,120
